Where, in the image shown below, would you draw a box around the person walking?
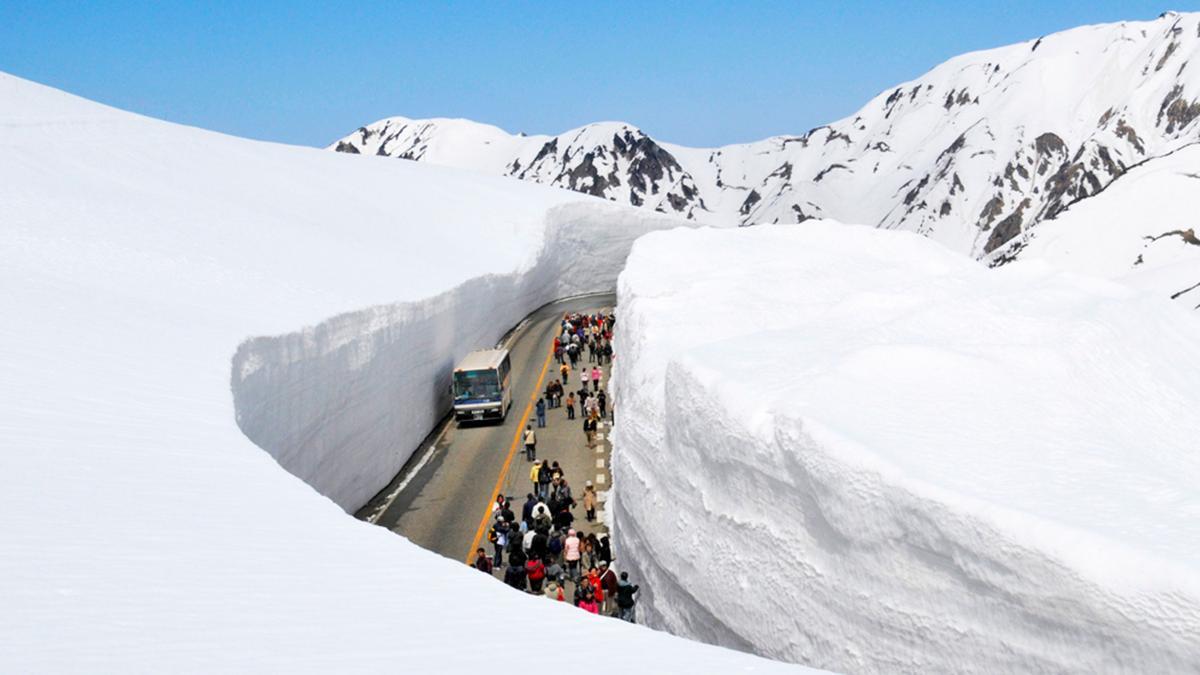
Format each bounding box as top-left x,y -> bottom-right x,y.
560,362 -> 570,384
563,528 -> 581,581
579,587 -> 600,614
581,367 -> 590,391
535,397 -> 546,428
591,365 -> 602,392
528,462 -> 542,500
616,572 -> 640,623
532,500 -> 552,531
586,566 -> 605,608
537,461 -> 553,502
544,579 -> 565,602
522,492 -> 537,529
598,561 -> 618,615
472,548 -> 492,574
524,424 -> 536,461
489,515 -> 508,568
525,556 -> 546,594
597,389 -> 607,419
582,480 -> 597,522
565,391 -> 576,420
504,560 -> 528,592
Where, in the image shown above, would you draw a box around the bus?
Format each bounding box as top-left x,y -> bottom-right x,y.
451,348 -> 512,423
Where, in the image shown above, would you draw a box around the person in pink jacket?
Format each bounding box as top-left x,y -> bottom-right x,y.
563,528 -> 581,580
578,586 -> 600,614
590,366 -> 602,392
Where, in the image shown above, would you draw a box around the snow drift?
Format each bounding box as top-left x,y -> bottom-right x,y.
610,223 -> 1200,673
0,72 -> 801,671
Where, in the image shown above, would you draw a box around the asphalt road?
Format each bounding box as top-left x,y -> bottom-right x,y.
356,293 -> 616,563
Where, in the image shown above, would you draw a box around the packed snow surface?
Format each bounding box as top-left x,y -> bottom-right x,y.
610,223 -> 1200,673
0,72 -> 805,672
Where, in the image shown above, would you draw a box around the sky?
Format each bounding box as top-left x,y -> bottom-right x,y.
0,1 -> 1188,148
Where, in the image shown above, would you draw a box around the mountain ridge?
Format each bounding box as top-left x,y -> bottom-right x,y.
330,12 -> 1200,304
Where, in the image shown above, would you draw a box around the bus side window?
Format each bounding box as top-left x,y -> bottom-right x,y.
501,355 -> 511,382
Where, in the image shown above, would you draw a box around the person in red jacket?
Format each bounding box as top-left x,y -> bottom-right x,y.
586,566 -> 605,606
525,556 -> 546,593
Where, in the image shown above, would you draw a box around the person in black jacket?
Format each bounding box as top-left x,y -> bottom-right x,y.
616,572 -> 640,623
504,562 -> 527,591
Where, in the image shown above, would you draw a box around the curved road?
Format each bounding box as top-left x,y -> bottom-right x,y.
356,293 -> 615,562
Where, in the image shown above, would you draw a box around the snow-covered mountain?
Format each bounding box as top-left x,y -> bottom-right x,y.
332,11 -> 1200,289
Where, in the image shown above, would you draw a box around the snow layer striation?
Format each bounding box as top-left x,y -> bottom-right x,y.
610,223 -> 1200,673
0,72 -> 804,672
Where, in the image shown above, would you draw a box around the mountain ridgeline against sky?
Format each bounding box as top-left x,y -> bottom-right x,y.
331,12 -> 1200,264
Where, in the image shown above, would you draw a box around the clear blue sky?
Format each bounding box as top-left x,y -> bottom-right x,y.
0,1 -> 1186,148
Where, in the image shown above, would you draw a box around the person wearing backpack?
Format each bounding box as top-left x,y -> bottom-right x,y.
489,515 -> 508,567
523,425 -> 536,462
537,461 -> 553,502
525,556 -> 546,593
616,572 -> 640,623
504,561 -> 528,591
535,397 -> 546,428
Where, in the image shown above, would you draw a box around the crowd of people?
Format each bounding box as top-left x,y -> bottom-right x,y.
471,310 -> 641,623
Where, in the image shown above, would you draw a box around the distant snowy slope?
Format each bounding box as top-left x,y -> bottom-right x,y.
332,11 -> 1200,302
0,72 -> 802,672
989,143 -> 1200,308
611,223 -> 1200,672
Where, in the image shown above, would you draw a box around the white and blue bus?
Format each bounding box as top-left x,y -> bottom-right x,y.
452,349 -> 512,423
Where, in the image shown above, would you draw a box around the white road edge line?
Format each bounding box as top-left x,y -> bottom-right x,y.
368,439 -> 441,524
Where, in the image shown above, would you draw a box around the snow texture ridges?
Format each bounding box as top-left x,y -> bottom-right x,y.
610,223 -> 1200,673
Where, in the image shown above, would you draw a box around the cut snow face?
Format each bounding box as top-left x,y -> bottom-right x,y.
331,11 -> 1200,305
0,72 -> 810,672
610,223 -> 1200,673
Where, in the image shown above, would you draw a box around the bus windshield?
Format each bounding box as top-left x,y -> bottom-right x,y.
454,369 -> 501,402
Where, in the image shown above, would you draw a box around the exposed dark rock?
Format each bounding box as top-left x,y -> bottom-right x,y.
940,200 -> 952,216
985,197 -> 1032,253
791,204 -> 815,223
1146,228 -> 1200,247
1035,132 -> 1066,156
334,141 -> 360,154
1156,41 -> 1180,72
825,129 -> 852,145
1113,119 -> 1146,153
1031,37 -> 1043,51
739,190 -> 761,216
768,162 -> 793,181
950,173 -> 965,195
903,175 -> 929,206
814,164 -> 848,182
1164,95 -> 1200,134
979,195 -> 1005,229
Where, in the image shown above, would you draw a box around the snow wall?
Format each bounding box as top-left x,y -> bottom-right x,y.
231,202 -> 679,513
3,71 -> 812,672
610,223 -> 1200,673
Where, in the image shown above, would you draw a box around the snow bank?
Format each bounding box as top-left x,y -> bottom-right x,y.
0,72 -> 802,672
611,223 -> 1200,673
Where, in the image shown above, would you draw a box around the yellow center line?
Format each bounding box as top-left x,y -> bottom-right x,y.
464,336 -> 555,564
